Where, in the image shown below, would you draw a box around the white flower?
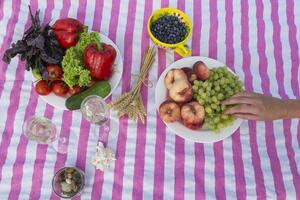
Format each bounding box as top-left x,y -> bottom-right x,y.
92,142 -> 116,171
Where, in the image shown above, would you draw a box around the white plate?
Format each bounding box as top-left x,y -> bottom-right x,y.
33,33 -> 123,110
155,56 -> 243,143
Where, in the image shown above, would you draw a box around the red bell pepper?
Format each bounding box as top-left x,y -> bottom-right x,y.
52,18 -> 83,49
83,43 -> 116,80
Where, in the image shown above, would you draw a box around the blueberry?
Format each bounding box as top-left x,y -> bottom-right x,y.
150,15 -> 187,43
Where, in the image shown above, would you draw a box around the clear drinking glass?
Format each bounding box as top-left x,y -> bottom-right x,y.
80,95 -> 110,143
22,116 -> 68,154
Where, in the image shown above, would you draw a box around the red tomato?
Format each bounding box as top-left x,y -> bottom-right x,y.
52,81 -> 69,96
68,85 -> 81,95
35,80 -> 52,95
47,65 -> 63,80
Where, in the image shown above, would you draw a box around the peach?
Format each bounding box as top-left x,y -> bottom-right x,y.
193,61 -> 210,81
159,100 -> 181,123
164,69 -> 188,90
181,67 -> 197,83
181,101 -> 205,130
169,80 -> 193,103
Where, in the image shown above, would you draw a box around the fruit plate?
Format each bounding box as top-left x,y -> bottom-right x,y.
32,33 -> 123,110
155,56 -> 243,143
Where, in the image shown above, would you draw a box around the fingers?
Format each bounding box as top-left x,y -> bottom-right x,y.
221,91 -> 264,121
222,91 -> 261,105
233,113 -> 259,120
222,96 -> 257,106
224,104 -> 259,115
232,91 -> 261,98
221,91 -> 263,106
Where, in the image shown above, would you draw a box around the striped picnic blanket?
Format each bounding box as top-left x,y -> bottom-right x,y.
0,0 -> 300,199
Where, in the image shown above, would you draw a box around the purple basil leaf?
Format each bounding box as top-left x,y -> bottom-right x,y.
41,69 -> 49,80
26,35 -> 45,49
2,41 -> 27,63
35,36 -> 45,49
40,52 -> 59,64
3,6 -> 64,77
2,54 -> 11,63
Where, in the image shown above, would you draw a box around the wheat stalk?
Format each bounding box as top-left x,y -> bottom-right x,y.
108,46 -> 156,124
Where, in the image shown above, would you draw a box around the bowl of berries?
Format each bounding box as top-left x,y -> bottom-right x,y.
147,8 -> 192,57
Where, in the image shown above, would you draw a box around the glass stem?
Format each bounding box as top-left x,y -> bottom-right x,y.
52,136 -> 67,154
93,123 -> 99,142
98,123 -> 110,147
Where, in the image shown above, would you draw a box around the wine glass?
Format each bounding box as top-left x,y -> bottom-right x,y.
22,116 -> 68,154
80,95 -> 110,144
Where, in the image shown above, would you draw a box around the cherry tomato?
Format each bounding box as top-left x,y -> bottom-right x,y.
35,80 -> 52,95
68,85 -> 81,95
47,65 -> 63,80
52,80 -> 69,96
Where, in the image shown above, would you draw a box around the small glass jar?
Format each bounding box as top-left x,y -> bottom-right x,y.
52,167 -> 85,199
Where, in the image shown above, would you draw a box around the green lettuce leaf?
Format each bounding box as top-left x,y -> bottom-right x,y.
62,30 -> 102,88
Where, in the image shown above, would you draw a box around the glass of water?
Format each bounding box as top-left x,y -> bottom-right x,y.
22,116 -> 68,154
80,95 -> 110,142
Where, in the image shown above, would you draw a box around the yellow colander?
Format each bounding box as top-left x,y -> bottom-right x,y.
147,8 -> 192,57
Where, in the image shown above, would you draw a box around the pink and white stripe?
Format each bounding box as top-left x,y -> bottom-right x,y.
0,0 -> 300,199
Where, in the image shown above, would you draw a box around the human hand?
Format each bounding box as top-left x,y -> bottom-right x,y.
221,91 -> 288,121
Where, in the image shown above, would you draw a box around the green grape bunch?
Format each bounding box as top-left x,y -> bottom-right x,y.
192,66 -> 243,132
